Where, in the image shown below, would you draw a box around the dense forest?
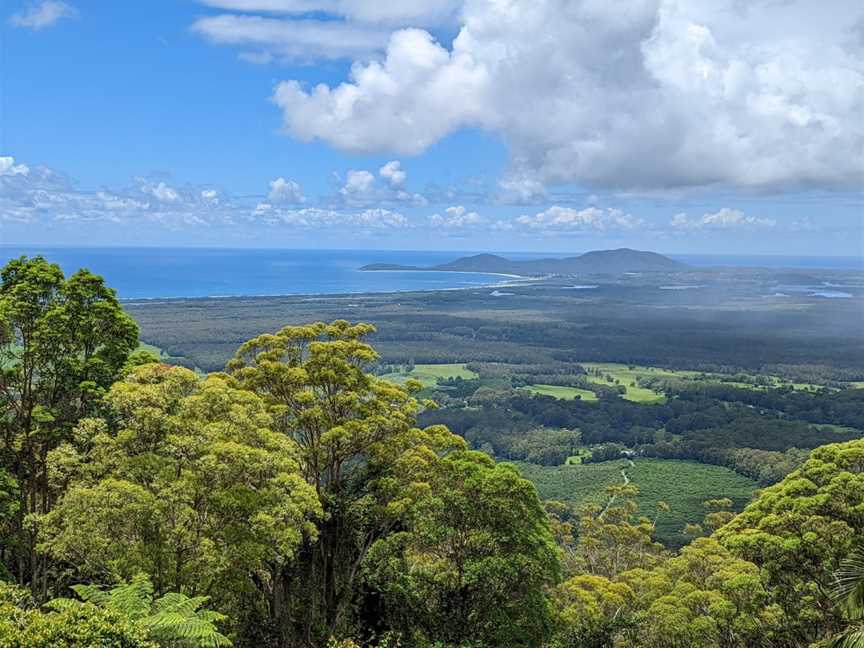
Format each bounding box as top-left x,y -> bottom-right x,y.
421,387 -> 863,480
126,269 -> 864,378
1,256 -> 863,648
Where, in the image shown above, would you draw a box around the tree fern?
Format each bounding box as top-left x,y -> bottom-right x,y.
832,547 -> 864,648
72,571 -> 154,620
53,573 -> 231,648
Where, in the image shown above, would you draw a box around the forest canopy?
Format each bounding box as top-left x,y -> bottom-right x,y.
0,256 -> 862,648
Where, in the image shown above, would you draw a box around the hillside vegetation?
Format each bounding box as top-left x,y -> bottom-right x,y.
1,255 -> 863,648
517,458 -> 758,546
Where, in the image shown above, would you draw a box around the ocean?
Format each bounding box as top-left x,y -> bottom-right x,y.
0,247 -> 860,300
0,247 -> 531,299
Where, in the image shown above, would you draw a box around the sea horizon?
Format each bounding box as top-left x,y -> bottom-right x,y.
1,246 -> 861,300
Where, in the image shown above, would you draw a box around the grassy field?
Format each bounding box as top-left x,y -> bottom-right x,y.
581,361 -> 825,400
515,458 -> 759,547
522,384 -> 598,401
581,363 -> 677,402
514,461 -> 624,511
381,363 -> 478,388
566,448 -> 593,464
138,341 -> 168,358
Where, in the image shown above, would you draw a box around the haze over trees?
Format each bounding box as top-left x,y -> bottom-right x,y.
1,256 -> 862,647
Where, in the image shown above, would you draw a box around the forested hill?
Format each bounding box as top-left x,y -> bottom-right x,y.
3,254 -> 864,648
360,248 -> 687,275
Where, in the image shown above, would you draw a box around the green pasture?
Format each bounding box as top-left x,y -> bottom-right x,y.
522,384 -> 598,401
381,363 -> 478,388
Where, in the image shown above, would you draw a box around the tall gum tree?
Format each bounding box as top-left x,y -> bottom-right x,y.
227,321 -> 466,645
34,365 -> 323,631
717,439 -> 864,646
0,256 -> 137,596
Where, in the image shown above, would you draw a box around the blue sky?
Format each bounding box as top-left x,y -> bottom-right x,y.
1,0 -> 862,255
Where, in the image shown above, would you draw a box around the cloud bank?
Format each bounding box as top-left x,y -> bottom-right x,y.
2,154 -> 850,248
269,0 -> 863,193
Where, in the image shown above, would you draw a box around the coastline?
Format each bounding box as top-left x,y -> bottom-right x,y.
358,268 -> 528,279
120,273 -> 542,303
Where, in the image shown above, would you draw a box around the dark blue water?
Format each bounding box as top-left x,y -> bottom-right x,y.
0,247 -> 532,299
1,247 -> 859,299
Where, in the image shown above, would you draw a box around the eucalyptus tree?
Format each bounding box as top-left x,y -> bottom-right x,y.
35,365 -> 322,634
363,451 -> 560,647
226,321 -> 467,645
718,439 -> 864,646
0,256 -> 138,594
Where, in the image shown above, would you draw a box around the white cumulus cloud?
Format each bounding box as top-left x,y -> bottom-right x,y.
0,156 -> 30,176
142,181 -> 181,203
274,28 -> 492,154
379,160 -> 407,187
339,169 -> 377,203
671,208 -> 776,229
430,204 -> 485,228
267,176 -> 305,203
271,0 -> 864,193
337,162 -> 426,206
517,206 -> 643,232
8,1 -> 77,30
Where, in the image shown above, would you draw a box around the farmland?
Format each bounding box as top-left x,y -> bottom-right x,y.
522,384 -> 598,401
380,362 -> 478,387
517,458 -> 759,546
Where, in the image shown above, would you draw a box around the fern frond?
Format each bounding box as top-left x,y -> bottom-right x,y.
154,592 -> 210,615
831,629 -> 864,648
71,583 -> 112,607
104,572 -> 154,620
834,550 -> 864,612
63,574 -> 232,647
144,612 -> 232,647
43,597 -> 80,612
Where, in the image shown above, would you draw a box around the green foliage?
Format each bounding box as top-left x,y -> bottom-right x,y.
507,429 -> 581,465
52,573 -> 231,648
517,459 -> 758,546
227,321 -> 470,645
571,484 -> 666,579
830,546 -> 864,648
550,574 -> 635,647
364,451 -> 559,647
5,253 -> 864,648
34,365 -> 321,626
0,580 -> 154,648
121,349 -> 163,374
618,538 -> 783,647
0,256 -> 139,593
718,439 -> 864,645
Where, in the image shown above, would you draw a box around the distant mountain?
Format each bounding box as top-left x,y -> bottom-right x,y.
360,248 -> 687,276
